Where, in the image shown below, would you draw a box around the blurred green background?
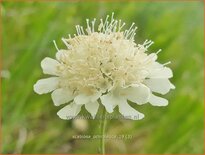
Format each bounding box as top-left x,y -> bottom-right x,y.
1,1 -> 204,154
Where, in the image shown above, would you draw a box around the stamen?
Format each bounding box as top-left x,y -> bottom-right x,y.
103,15 -> 109,33
91,18 -> 96,33
106,19 -> 117,34
86,19 -> 92,34
112,20 -> 118,32
111,12 -> 115,22
98,19 -> 104,32
98,23 -> 103,32
73,34 -> 79,44
156,49 -> 162,54
130,32 -> 136,41
80,26 -> 85,35
53,40 -> 59,51
128,22 -> 135,33
62,38 -> 72,49
146,41 -> 154,48
126,27 -> 137,40
143,40 -> 154,48
119,21 -> 126,31
163,61 -> 171,66
76,25 -> 81,35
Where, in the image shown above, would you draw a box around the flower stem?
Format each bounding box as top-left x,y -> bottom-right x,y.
100,106 -> 107,155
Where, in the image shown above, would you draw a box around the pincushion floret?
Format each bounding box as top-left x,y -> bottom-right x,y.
34,13 -> 175,120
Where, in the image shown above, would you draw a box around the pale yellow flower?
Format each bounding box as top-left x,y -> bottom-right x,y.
34,13 -> 175,120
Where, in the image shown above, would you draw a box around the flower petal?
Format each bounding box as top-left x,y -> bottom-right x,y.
148,93 -> 168,106
149,66 -> 173,79
41,57 -> 60,75
148,53 -> 158,61
126,84 -> 150,105
118,99 -> 144,120
57,102 -> 81,120
170,83 -> 175,89
51,88 -> 74,106
100,93 -> 117,113
90,92 -> 101,102
74,94 -> 90,105
144,78 -> 174,95
85,101 -> 99,118
33,77 -> 59,95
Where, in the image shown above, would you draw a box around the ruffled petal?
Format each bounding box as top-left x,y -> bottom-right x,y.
74,94 -> 91,105
41,57 -> 60,75
148,93 -> 168,106
100,93 -> 117,113
85,101 -> 99,118
51,88 -> 74,106
57,102 -> 81,120
118,99 -> 144,120
33,77 -> 59,95
126,84 -> 150,105
144,78 -> 174,95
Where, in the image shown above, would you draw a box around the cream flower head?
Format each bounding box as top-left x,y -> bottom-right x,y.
34,13 -> 175,120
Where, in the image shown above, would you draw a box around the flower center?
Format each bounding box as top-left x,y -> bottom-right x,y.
58,32 -> 154,96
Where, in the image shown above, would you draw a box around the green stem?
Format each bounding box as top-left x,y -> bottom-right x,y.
100,106 -> 107,155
